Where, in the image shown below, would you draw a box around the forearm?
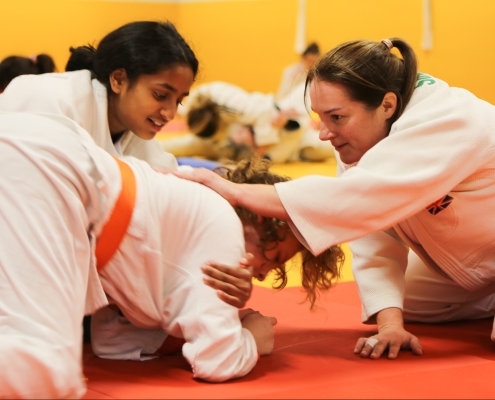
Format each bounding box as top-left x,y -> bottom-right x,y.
235,184 -> 290,221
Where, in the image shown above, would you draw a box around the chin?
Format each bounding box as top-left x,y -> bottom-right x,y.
337,149 -> 362,165
338,155 -> 357,165
136,131 -> 157,141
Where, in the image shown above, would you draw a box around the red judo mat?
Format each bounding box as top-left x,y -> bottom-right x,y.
83,282 -> 495,399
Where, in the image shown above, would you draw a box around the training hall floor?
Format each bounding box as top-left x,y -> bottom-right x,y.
81,129 -> 495,399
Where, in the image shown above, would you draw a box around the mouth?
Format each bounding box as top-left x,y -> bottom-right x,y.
332,142 -> 347,151
148,117 -> 167,132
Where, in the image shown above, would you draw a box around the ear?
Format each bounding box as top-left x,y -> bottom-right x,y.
381,92 -> 398,120
109,68 -> 128,94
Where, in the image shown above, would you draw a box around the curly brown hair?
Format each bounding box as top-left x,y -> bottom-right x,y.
215,157 -> 345,308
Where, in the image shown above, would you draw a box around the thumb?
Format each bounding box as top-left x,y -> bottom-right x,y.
410,336 -> 423,356
240,253 -> 254,274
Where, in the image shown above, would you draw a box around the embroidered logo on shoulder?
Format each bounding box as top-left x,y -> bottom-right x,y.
426,195 -> 453,215
416,72 -> 436,88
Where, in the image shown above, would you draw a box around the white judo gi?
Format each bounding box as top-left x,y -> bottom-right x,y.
93,155 -> 258,382
276,62 -> 307,102
0,112 -> 258,398
0,70 -> 178,170
0,112 -> 118,398
161,81 -> 305,163
275,74 -> 495,328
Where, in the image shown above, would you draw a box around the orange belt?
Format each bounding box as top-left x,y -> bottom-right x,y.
95,157 -> 137,271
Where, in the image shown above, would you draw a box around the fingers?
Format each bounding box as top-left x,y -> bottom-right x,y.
386,340 -> 401,359
356,336 -> 384,359
152,167 -> 173,174
354,337 -> 368,354
239,308 -> 258,320
267,316 -> 277,326
215,290 -> 246,309
240,253 -> 254,267
202,262 -> 252,280
410,336 -> 423,356
202,262 -> 252,309
172,168 -> 208,183
354,334 -> 424,359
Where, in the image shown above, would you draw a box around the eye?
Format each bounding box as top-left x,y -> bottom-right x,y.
331,115 -> 342,121
154,91 -> 168,100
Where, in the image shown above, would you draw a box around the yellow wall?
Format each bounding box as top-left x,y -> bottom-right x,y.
1,0 -> 178,73
1,0 -> 495,102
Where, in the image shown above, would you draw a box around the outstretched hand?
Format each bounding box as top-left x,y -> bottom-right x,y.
172,167 -> 239,206
202,254 -> 254,308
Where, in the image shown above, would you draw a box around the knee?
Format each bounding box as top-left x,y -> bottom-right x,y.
0,336 -> 85,398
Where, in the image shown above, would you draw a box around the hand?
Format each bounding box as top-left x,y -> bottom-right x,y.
241,311 -> 277,355
230,126 -> 255,147
239,308 -> 259,320
270,111 -> 289,129
202,254 -> 254,308
152,166 -> 174,174
354,327 -> 423,359
172,168 -> 239,206
271,108 -> 300,129
354,308 -> 423,359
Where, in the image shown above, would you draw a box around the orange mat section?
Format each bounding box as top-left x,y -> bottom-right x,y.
83,282 -> 495,399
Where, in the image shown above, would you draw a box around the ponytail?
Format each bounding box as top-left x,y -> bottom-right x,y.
35,54 -> 56,73
65,45 -> 96,72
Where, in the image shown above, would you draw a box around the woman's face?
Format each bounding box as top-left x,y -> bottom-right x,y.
310,80 -> 395,165
243,223 -> 302,281
107,65 -> 194,139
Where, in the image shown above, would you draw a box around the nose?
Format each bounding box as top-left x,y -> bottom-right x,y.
160,104 -> 177,122
256,262 -> 278,281
319,124 -> 335,141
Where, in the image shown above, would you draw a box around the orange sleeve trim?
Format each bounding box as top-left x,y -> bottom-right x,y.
95,157 -> 137,271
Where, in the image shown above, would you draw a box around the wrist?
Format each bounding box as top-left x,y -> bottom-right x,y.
232,183 -> 246,208
376,307 -> 404,331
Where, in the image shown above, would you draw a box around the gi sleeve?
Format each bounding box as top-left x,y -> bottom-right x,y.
350,228 -> 409,323
91,306 -> 167,361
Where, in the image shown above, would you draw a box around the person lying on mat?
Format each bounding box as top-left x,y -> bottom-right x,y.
174,37 -> 495,360
91,157 -> 344,368
0,111 -> 342,397
160,81 -> 310,163
0,20 -> 197,171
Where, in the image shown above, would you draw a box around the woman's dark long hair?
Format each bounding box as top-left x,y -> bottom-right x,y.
65,21 -> 199,88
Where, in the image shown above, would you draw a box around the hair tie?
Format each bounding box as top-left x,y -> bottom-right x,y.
381,39 -> 393,50
29,55 -> 38,64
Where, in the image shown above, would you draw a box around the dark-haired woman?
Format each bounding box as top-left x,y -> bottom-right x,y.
0,54 -> 56,92
0,21 -> 198,169
176,37 -> 495,360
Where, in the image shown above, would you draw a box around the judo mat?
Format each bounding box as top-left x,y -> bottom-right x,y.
82,281 -> 495,399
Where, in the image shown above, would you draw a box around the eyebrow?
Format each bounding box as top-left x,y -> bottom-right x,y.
323,107 -> 343,114
310,106 -> 343,114
156,83 -> 190,97
157,83 -> 177,92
